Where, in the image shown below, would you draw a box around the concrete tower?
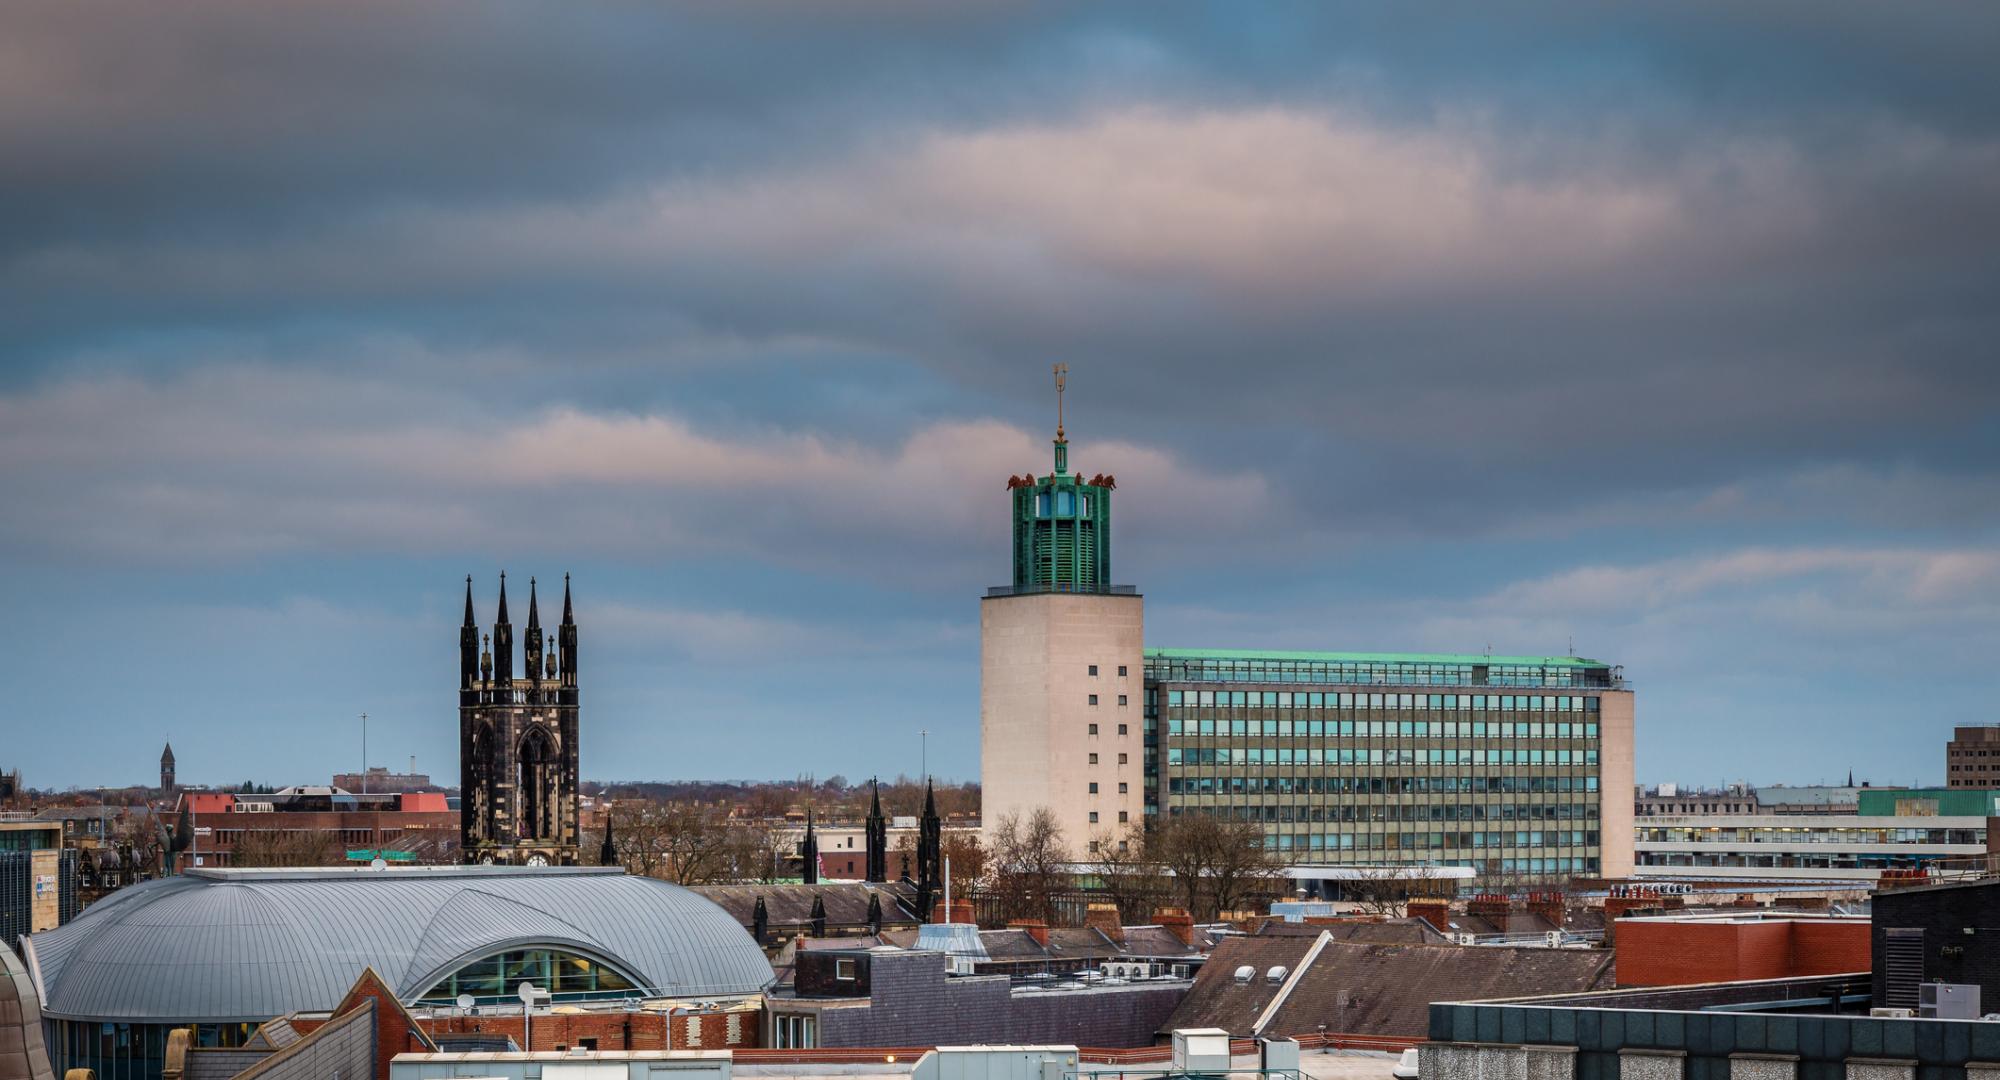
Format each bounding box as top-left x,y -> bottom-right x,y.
980,367 -> 1144,858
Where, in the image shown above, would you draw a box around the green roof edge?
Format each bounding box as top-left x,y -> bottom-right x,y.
1145,647 -> 1611,668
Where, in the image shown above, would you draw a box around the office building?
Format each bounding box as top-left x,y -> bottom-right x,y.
1948,726 -> 2000,788
1633,814 -> 1987,881
980,382 -> 1636,878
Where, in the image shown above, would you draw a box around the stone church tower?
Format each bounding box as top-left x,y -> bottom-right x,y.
459,573 -> 580,866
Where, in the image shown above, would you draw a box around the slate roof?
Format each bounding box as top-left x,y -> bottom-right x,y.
23,866 -> 774,1023
1257,919 -> 1453,945
690,882 -> 919,933
1156,935 -> 1318,1036
1160,933 -> 1615,1040
1261,941 -> 1615,1038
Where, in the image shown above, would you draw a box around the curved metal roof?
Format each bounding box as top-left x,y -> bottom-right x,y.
22,866 -> 774,1023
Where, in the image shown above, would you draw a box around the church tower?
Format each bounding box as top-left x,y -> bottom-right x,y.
981,367 -> 1144,856
159,742 -> 176,794
459,573 -> 581,866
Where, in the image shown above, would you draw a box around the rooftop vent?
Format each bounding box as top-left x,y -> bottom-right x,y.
1233,965 -> 1255,985
1266,966 -> 1288,985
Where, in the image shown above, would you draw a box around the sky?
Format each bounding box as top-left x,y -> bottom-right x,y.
2,2 -> 1996,792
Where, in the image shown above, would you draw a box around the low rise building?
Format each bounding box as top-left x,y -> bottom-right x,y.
764,946 -> 1185,1050
171,787 -> 456,870
1634,814 -> 1987,882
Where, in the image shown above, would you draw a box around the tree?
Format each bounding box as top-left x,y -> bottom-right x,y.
985,807 -> 1071,925
1089,824 -> 1171,922
232,827 -> 344,868
893,829 -> 987,889
1149,813 -> 1287,921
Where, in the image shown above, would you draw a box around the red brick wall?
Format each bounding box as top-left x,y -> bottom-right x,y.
1616,920 -> 1871,987
416,1008 -> 760,1053
1789,920 -> 1872,975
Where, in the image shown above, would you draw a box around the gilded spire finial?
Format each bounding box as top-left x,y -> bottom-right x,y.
1053,362 -> 1068,443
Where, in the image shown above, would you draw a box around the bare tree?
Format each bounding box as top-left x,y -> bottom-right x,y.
232,828 -> 344,868
1150,813 -> 1287,921
986,808 -> 1072,925
1089,824 -> 1171,921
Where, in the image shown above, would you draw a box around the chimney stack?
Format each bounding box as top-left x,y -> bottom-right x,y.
1156,907 -> 1195,946
1085,902 -> 1125,944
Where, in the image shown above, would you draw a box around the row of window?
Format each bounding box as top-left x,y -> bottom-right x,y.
1159,801 -> 1598,823
1639,827 -> 1983,846
1165,690 -> 1602,712
1085,810 -> 1130,825
1161,774 -> 1603,797
1083,752 -> 1129,765
1146,658 -> 1615,688
1086,664 -> 1129,677
1167,774 -> 1602,795
1240,830 -> 1600,851
1086,694 -> 1129,706
1168,747 -> 1600,766
1166,718 -> 1600,740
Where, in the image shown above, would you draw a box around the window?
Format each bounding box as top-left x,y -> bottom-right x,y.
1118,665 -> 1128,676
834,958 -> 855,981
774,1015 -> 817,1049
1089,812 -> 1100,823
1119,811 -> 1129,823
1089,753 -> 1099,764
1119,782 -> 1129,794
1117,694 -> 1128,706
1089,694 -> 1099,705
1118,753 -> 1128,764
1088,723 -> 1098,735
1089,664 -> 1099,676
1118,723 -> 1128,735
1089,782 -> 1099,794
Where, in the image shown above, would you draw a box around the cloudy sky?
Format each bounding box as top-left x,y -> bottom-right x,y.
4,2 -> 1995,792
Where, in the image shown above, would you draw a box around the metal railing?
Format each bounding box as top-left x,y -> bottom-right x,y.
986,584 -> 1140,598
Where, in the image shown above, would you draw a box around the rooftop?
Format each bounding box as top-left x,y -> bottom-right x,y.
1147,648 -> 1614,669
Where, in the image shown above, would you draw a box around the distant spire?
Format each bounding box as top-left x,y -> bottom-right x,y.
562,573 -> 574,625
599,809 -> 617,867
527,576 -> 540,629
496,572 -> 510,624
1051,362 -> 1069,475
462,575 -> 476,626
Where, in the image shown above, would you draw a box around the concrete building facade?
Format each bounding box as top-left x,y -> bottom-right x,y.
978,383 -> 1636,878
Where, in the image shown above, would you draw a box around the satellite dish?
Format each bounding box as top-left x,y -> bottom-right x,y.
456,994 -> 475,1012
370,858 -> 388,870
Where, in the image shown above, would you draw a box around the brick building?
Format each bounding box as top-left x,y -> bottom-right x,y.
1613,912 -> 1871,987
170,788 -> 456,870
1948,726 -> 2000,788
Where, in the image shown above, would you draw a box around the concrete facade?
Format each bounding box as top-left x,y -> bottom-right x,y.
1598,691 -> 1636,878
981,593 -> 1145,856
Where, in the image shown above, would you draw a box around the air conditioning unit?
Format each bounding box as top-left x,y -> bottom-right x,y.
1920,983 -> 1981,1021
1871,1008 -> 1915,1019
1545,931 -> 1566,948
1453,933 -> 1479,946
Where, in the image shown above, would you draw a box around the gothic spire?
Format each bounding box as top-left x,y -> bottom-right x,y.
462,575 -> 476,626
599,809 -> 617,867
561,572 -> 574,625
527,576 -> 540,630
496,571 -> 510,624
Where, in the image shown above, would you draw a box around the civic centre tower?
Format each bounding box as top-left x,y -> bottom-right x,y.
979,374 -> 1635,880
